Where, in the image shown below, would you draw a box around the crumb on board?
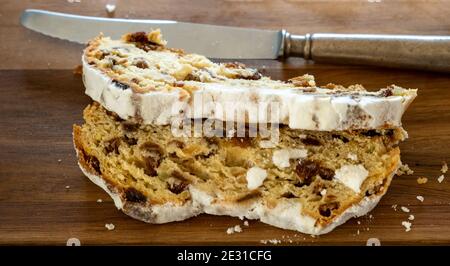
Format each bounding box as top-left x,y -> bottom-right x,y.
226,225 -> 242,235
401,206 -> 410,213
97,199 -> 103,203
105,223 -> 115,230
417,177 -> 428,184
442,161 -> 448,174
65,185 -> 70,189
408,215 -> 415,221
416,195 -> 424,202
391,204 -> 398,211
57,159 -> 62,163
402,221 -> 412,232
106,4 -> 116,14
397,164 -> 414,176
243,220 -> 249,227
260,239 -> 281,245
438,175 -> 445,183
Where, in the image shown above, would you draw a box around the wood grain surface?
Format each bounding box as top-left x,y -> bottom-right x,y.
1,0 -> 450,245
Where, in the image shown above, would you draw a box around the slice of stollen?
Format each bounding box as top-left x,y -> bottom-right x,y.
82,30 -> 417,131
73,103 -> 403,235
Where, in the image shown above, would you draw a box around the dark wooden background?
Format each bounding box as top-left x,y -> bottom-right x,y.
1,0 -> 450,245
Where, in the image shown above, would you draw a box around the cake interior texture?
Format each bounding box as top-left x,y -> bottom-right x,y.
74,102 -> 403,229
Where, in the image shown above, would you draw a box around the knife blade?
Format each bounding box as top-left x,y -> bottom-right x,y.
20,9 -> 283,59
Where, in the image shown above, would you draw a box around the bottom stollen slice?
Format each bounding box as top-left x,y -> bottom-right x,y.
73,102 -> 404,235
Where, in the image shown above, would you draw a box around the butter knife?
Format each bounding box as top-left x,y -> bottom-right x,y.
21,9 -> 450,72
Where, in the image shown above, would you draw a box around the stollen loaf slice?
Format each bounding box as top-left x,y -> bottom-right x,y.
74,103 -> 404,235
82,30 -> 417,131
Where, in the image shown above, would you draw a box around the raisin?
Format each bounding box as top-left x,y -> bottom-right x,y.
122,122 -> 139,132
123,135 -> 138,146
126,32 -> 148,43
104,138 -> 120,154
134,60 -> 149,69
169,140 -> 185,149
301,137 -> 321,146
168,182 -> 188,195
331,134 -> 349,143
184,73 -> 200,81
295,160 -> 335,184
362,130 -> 382,137
319,202 -> 340,217
141,156 -> 158,176
89,156 -> 101,175
281,192 -> 298,199
124,187 -> 147,203
112,80 -> 130,90
318,167 -> 335,181
229,137 -> 253,148
140,142 -> 163,154
140,142 -> 163,176
380,88 -> 393,97
295,160 -> 319,185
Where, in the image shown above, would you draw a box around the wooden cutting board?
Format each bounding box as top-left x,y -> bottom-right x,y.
1,0 -> 450,245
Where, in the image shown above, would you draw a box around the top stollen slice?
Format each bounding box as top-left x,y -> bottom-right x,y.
82,29 -> 417,131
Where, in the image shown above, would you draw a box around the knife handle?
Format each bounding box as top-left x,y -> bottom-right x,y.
283,32 -> 450,72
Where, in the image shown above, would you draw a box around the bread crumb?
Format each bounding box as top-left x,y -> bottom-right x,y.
260,239 -> 281,245
357,229 -> 360,235
402,221 -> 412,232
357,221 -> 361,225
57,159 -> 62,163
105,223 -> 115,230
391,204 -> 398,211
442,162 -> 448,174
243,220 -> 249,227
408,215 -> 415,221
234,225 -> 242,233
401,206 -> 410,213
417,177 -> 428,184
397,164 -> 414,176
65,185 -> 70,189
105,4 -> 116,13
227,224 -> 243,234
369,214 -> 373,219
97,199 -> 103,203
416,195 -> 424,202
320,189 -> 327,196
438,175 -> 445,183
